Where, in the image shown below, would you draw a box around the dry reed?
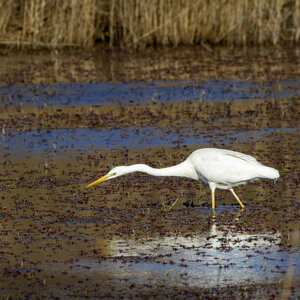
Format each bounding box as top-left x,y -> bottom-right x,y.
0,0 -> 299,49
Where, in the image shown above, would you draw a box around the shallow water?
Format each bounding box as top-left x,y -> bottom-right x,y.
1,127 -> 297,156
1,46 -> 300,298
1,79 -> 299,107
88,229 -> 298,289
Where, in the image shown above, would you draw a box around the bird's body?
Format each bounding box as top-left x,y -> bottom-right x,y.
188,148 -> 279,188
87,148 -> 279,210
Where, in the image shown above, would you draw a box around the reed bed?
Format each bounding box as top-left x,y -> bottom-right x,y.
0,0 -> 299,49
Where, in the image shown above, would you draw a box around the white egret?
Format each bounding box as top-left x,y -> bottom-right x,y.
87,148 -> 279,210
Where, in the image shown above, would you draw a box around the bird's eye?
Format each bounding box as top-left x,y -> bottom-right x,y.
111,172 -> 116,176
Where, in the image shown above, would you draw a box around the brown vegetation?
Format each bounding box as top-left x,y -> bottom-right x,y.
0,0 -> 299,49
1,97 -> 298,131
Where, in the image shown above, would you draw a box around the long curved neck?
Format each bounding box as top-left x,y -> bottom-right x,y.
123,161 -> 198,180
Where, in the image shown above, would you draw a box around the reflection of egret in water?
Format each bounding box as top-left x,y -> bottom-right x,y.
88,220 -> 299,289
105,223 -> 282,258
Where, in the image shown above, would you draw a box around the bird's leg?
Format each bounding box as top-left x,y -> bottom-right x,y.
229,188 -> 245,209
212,189 -> 215,211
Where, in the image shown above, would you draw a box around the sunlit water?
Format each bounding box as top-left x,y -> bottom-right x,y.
39,220 -> 299,290
85,228 -> 296,288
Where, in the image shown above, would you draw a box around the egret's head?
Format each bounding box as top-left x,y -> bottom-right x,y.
86,166 -> 128,188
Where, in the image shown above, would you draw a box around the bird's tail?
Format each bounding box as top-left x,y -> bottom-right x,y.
260,166 -> 280,179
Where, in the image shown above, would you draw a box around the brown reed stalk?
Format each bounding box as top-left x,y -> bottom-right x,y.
0,0 -> 299,49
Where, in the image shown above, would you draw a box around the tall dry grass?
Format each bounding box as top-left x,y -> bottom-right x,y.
0,0 -> 299,49
0,0 -> 99,48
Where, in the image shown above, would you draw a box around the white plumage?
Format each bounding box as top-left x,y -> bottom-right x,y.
87,148 -> 279,210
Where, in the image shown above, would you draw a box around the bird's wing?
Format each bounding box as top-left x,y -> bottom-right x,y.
192,148 -> 260,164
223,151 -> 260,164
190,148 -> 263,185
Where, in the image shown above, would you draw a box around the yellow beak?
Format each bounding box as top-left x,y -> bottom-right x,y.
86,173 -> 112,188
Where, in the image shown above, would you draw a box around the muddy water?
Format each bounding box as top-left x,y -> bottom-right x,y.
1,47 -> 300,298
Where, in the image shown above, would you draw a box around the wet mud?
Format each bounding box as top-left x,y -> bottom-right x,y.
0,47 -> 300,299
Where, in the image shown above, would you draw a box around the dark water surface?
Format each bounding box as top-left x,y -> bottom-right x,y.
1,79 -> 299,107
1,127 -> 296,155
